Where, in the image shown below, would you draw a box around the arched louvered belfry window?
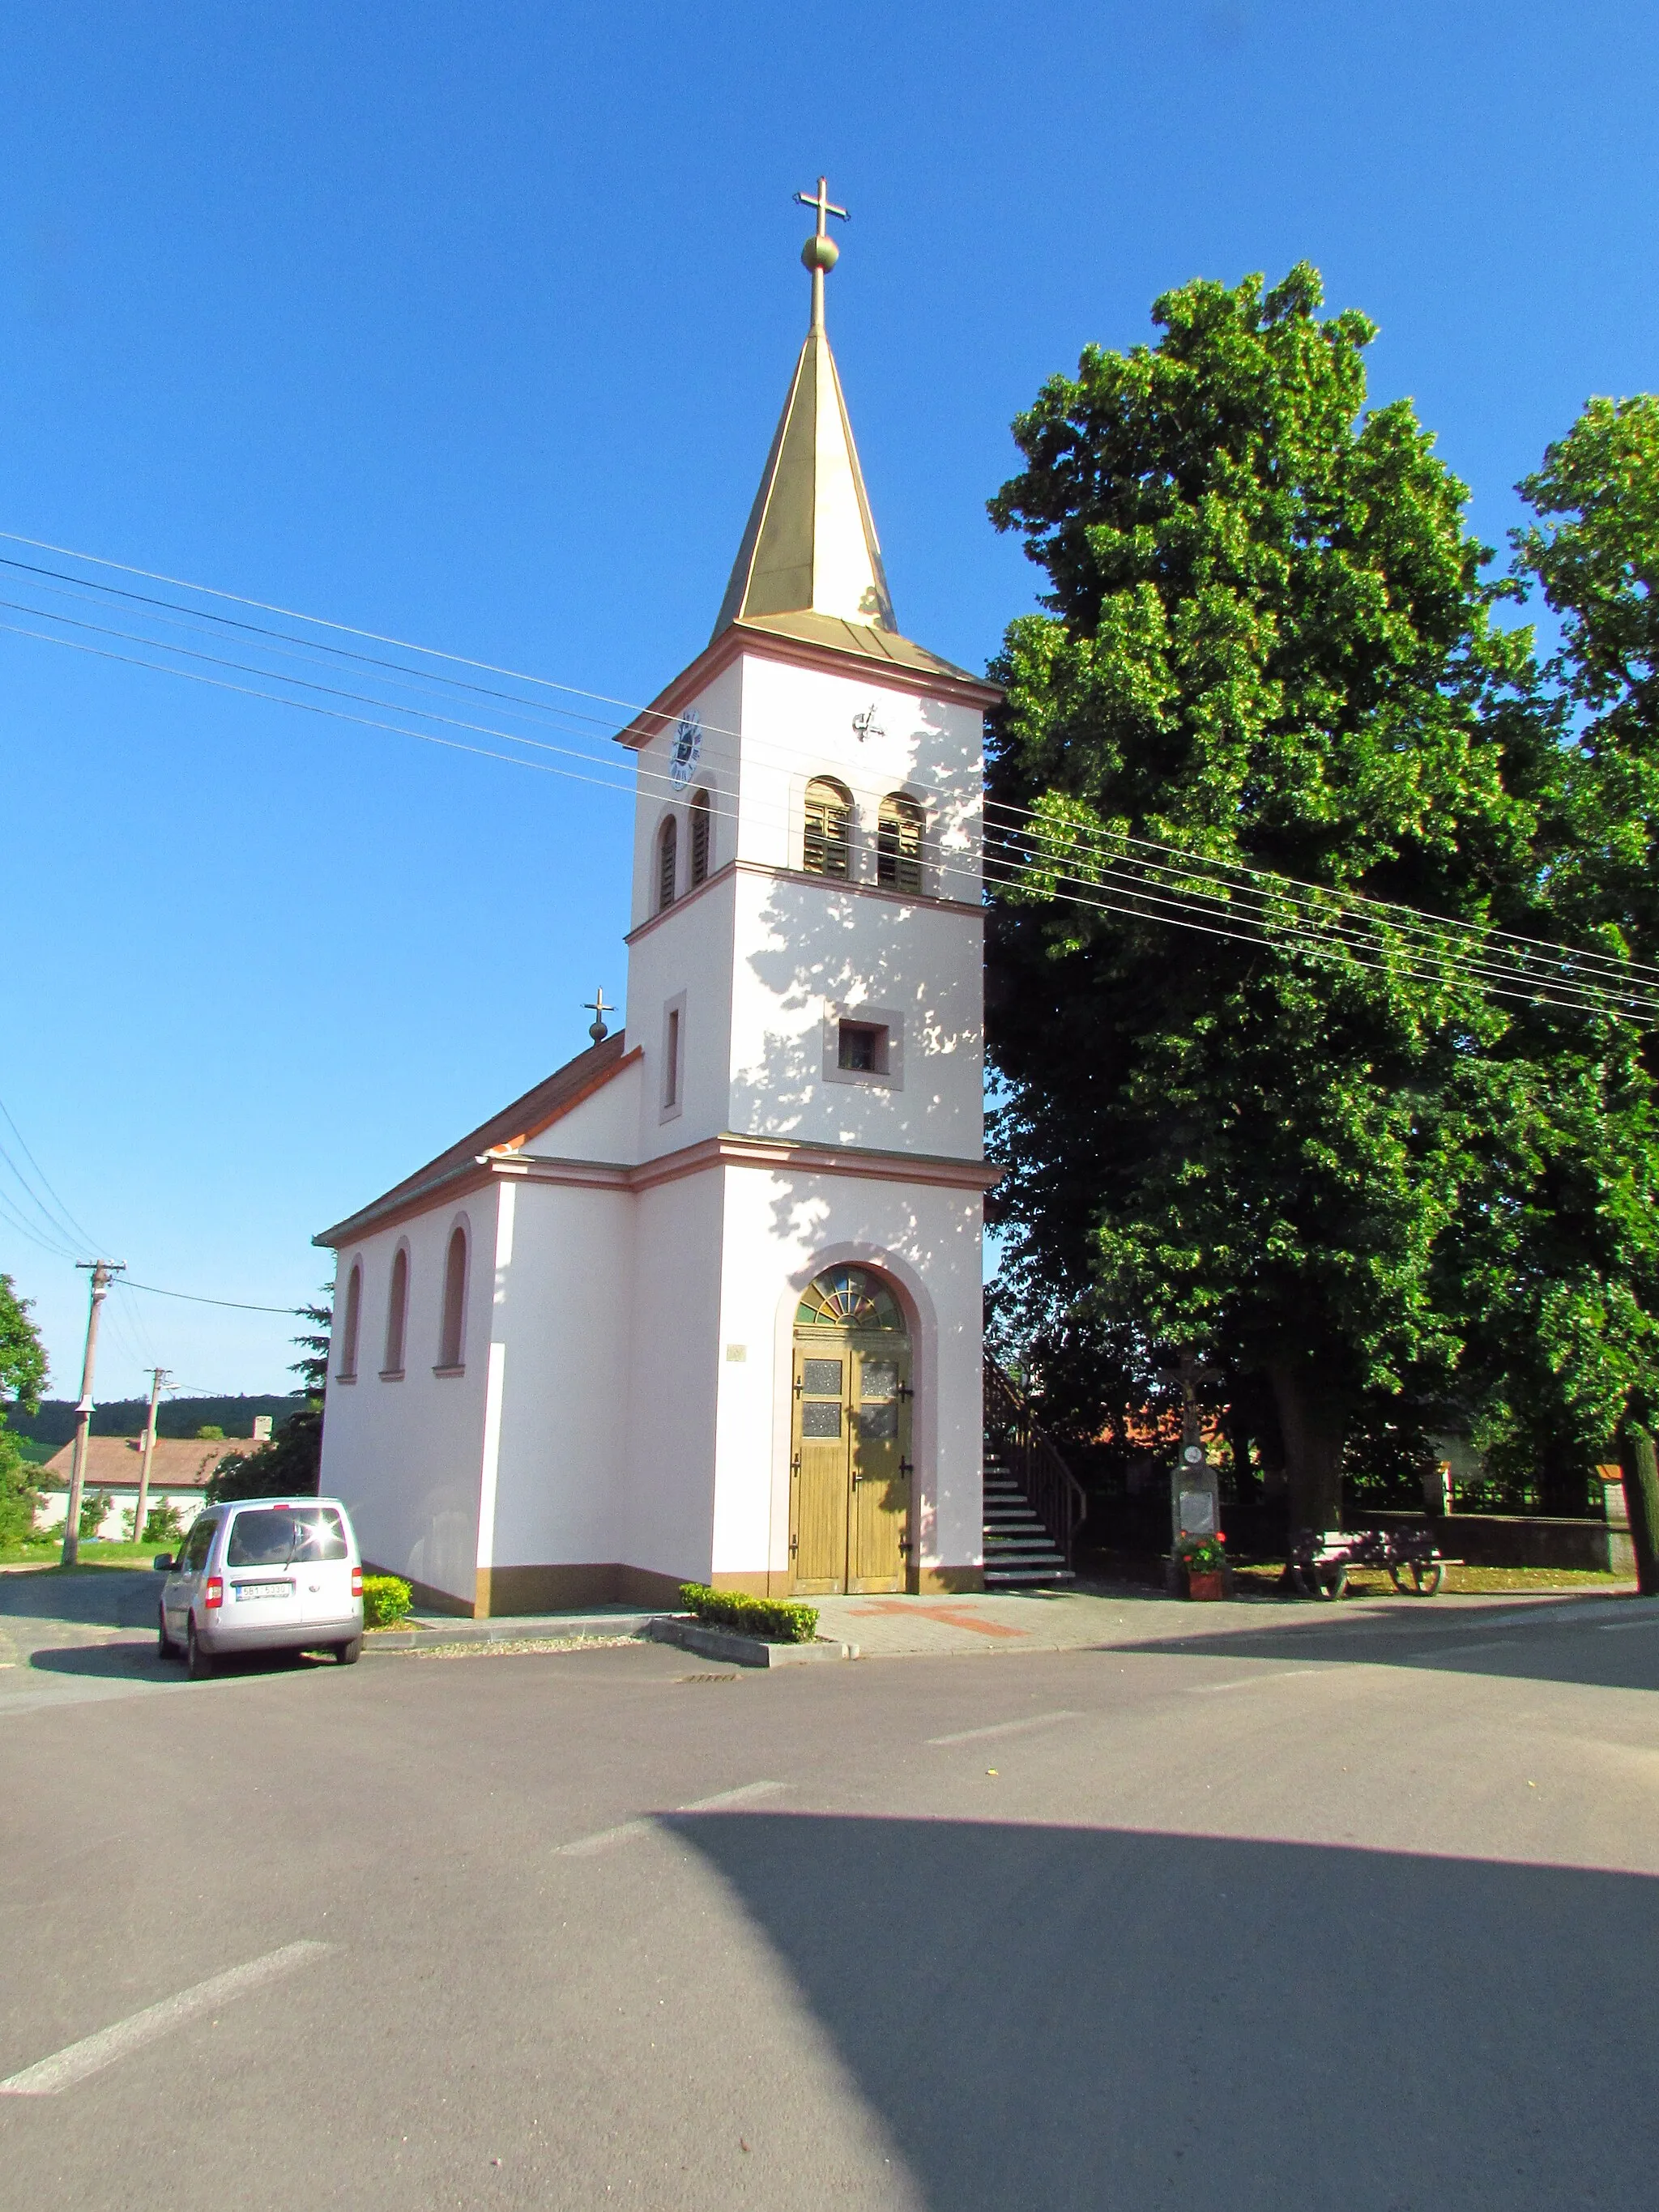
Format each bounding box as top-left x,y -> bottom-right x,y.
877,792 -> 925,894
383,1246 -> 409,1377
803,778 -> 853,879
657,815 -> 677,912
338,1262 -> 362,1380
437,1225 -> 468,1370
689,786 -> 712,887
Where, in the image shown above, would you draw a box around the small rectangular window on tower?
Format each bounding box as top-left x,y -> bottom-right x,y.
838,1021 -> 886,1074
665,1008 -> 680,1106
823,1002 -> 905,1091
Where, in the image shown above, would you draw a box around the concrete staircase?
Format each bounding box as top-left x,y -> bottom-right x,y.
983,1445 -> 1076,1588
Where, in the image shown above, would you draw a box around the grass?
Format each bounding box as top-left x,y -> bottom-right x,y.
0,1539 -> 169,1571
1228,1561 -> 1630,1598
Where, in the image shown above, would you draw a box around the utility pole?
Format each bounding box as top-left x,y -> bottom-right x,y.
134,1366 -> 171,1551
61,1261 -> 125,1568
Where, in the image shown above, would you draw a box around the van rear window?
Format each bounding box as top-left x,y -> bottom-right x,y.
226,1507 -> 348,1566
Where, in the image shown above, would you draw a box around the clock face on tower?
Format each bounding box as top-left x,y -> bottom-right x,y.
669,710 -> 702,790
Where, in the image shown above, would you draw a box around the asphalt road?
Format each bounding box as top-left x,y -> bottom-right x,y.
2,1573 -> 1657,2211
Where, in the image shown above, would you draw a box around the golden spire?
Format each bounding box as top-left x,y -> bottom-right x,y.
711,178 -> 898,641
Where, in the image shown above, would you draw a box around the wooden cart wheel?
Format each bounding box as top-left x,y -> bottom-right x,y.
1414,1560 -> 1443,1596
1388,1562 -> 1411,1595
1312,1564 -> 1346,1600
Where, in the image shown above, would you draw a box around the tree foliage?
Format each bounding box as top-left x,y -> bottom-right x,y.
0,1273 -> 48,1414
984,265 -> 1560,1528
0,1274 -> 49,1545
203,1293 -> 331,1506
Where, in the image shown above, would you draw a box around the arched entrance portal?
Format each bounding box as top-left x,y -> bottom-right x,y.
790,1265 -> 913,1595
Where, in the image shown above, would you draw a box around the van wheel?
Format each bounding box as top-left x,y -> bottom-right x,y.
186,1621 -> 215,1681
157,1605 -> 178,1660
334,1635 -> 363,1666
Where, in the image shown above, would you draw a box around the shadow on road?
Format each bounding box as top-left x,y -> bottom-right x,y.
673,1810 -> 1657,2212
1103,1599 -> 1659,1694
0,1567 -> 164,1627
25,1639 -> 330,1681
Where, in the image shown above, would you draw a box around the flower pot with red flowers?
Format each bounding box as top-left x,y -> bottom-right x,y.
1174,1532 -> 1228,1600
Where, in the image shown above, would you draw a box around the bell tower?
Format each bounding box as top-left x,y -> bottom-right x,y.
615,185 -> 1000,1596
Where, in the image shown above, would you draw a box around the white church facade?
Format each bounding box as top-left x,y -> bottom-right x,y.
316,190 -> 1000,1616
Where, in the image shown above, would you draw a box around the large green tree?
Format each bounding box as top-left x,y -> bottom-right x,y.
985,264 -> 1549,1532
0,1273 -> 49,1546
1453,394 -> 1659,1542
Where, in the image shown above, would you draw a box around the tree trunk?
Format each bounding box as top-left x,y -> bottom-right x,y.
1267,1360 -> 1348,1536
1536,1441 -> 1589,1519
1617,1425 -> 1659,1598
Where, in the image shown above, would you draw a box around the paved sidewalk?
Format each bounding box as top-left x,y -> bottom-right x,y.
809,1580 -> 1657,1659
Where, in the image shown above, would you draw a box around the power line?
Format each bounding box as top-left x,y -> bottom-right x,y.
11,601 -> 1653,1022
11,523 -> 1658,998
7,539 -> 1657,1023
982,799 -> 1659,994
3,538 -> 1645,1001
0,1090 -> 104,1250
0,529 -> 684,731
120,1280 -> 305,1315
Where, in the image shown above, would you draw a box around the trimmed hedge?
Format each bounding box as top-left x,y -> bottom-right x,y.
362,1573 -> 414,1629
678,1583 -> 819,1643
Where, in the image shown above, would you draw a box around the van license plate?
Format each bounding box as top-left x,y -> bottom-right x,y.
234,1582 -> 293,1600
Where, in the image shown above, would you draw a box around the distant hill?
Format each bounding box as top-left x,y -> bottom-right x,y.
0,1394 -> 309,1449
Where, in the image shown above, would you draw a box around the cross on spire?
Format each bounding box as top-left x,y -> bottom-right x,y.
795,177 -> 849,237
795,176 -> 848,330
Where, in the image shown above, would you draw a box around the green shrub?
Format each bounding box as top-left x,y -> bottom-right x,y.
142,1502 -> 185,1545
0,1423 -> 40,1549
678,1583 -> 819,1643
361,1574 -> 414,1629
79,1488 -> 113,1540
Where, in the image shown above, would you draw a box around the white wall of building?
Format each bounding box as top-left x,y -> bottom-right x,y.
319,1195 -> 497,1607
486,1175 -> 635,1569
621,1166 -> 727,1583
727,872 -> 983,1156
710,1161 -> 985,1585
629,659 -> 744,930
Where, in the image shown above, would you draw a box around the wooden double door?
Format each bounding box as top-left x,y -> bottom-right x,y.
789,1336 -> 913,1595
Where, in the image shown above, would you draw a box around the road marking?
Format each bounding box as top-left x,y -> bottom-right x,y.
557,1779 -> 786,1856
1598,1618 -> 1659,1634
1405,1639 -> 1518,1659
0,1941 -> 331,2096
1186,1670 -> 1311,1694
928,1711 -> 1082,1745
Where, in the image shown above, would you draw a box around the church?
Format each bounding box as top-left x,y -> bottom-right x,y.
315,187 -> 1004,1616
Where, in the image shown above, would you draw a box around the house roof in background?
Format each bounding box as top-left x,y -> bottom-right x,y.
38,1436 -> 235,1491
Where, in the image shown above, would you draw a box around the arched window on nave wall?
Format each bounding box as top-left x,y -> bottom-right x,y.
338,1262 -> 362,1380
383,1246 -> 409,1377
437,1225 -> 468,1370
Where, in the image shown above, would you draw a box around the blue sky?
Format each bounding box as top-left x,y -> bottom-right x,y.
2,0 -> 1655,1401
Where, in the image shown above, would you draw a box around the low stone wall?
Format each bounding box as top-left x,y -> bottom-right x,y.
1363,1511 -> 1631,1575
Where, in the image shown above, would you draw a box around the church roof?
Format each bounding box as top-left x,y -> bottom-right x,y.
315,1031 -> 634,1248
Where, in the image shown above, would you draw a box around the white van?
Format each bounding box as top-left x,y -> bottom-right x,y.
158,1498 -> 365,1679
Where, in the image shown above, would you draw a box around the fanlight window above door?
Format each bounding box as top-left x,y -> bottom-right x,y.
795,1265 -> 905,1332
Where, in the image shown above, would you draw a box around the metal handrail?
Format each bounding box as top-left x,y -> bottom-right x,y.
983,1357 -> 1088,1567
